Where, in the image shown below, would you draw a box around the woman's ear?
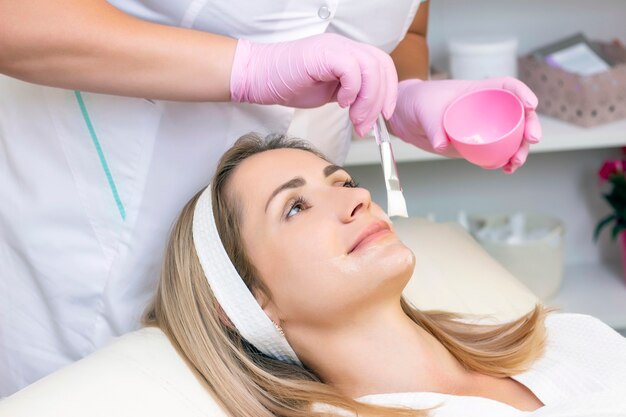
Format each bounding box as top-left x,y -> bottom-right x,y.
252,286 -> 281,325
216,286 -> 282,330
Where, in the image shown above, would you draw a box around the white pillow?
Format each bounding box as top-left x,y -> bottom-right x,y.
0,327 -> 220,417
0,217 -> 539,417
396,217 -> 538,321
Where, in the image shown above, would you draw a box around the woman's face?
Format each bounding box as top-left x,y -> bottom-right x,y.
228,148 -> 415,330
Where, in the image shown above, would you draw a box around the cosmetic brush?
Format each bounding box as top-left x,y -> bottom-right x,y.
372,115 -> 408,218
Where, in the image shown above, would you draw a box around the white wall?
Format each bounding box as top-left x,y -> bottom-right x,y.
427,0 -> 626,72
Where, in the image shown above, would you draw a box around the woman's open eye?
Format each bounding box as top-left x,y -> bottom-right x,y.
285,196 -> 309,219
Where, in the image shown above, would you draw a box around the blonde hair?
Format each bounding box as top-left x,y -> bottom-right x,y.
144,133 -> 554,417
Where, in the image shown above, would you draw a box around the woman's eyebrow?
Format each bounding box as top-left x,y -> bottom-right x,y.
264,177 -> 305,213
264,165 -> 348,213
323,164 -> 347,178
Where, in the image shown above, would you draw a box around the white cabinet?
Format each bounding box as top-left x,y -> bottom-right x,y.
551,262 -> 626,331
345,116 -> 626,166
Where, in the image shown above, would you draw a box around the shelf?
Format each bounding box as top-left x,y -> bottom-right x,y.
547,261 -> 626,331
344,115 -> 626,166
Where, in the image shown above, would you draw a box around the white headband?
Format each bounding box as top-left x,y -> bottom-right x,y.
191,185 -> 302,365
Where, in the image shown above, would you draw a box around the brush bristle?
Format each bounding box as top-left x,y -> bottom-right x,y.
387,190 -> 408,218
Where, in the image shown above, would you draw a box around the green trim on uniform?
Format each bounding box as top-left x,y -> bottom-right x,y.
74,91 -> 126,221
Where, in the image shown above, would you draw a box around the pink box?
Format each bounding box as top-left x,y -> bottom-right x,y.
518,41 -> 626,127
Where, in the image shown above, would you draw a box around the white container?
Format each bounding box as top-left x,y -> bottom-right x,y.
448,36 -> 519,80
467,213 -> 565,300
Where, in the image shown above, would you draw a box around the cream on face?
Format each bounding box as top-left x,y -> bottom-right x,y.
228,148 -> 416,330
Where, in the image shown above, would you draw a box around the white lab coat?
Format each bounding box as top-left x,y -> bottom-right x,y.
0,0 -> 424,396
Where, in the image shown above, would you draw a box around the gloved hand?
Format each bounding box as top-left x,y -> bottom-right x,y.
229,33 -> 398,137
388,77 -> 542,174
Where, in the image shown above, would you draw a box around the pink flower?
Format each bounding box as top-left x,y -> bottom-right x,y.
598,160 -> 626,182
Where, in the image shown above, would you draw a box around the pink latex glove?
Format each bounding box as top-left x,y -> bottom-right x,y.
229,34 -> 398,136
388,77 -> 542,174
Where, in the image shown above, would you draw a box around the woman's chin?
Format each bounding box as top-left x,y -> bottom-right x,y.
355,238 -> 416,282
384,242 -> 416,282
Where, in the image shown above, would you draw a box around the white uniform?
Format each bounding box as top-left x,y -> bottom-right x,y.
0,0 -> 425,396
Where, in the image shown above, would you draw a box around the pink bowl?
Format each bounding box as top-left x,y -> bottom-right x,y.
443,88 -> 525,169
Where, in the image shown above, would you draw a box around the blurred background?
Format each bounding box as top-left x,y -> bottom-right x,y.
345,0 -> 626,335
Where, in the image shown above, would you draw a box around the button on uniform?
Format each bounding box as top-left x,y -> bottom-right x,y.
317,5 -> 331,19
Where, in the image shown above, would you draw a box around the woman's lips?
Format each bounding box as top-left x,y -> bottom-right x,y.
348,221 -> 392,254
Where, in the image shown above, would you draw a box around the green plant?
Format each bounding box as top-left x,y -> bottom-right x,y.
594,160 -> 626,241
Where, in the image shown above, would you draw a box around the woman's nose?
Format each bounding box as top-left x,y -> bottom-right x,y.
337,186 -> 372,222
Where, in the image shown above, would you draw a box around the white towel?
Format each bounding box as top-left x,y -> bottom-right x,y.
353,313 -> 626,416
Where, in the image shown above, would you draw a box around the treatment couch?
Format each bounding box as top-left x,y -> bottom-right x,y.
0,217 -> 538,417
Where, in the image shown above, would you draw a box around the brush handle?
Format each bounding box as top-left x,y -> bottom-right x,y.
379,142 -> 402,191
372,114 -> 391,145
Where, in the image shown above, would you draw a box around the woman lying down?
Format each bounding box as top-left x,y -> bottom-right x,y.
143,133 -> 626,417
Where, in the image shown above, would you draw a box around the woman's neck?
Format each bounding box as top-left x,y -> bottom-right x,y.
291,303 -> 474,398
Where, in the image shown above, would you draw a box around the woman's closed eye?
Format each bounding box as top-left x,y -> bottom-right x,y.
342,178 -> 359,188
